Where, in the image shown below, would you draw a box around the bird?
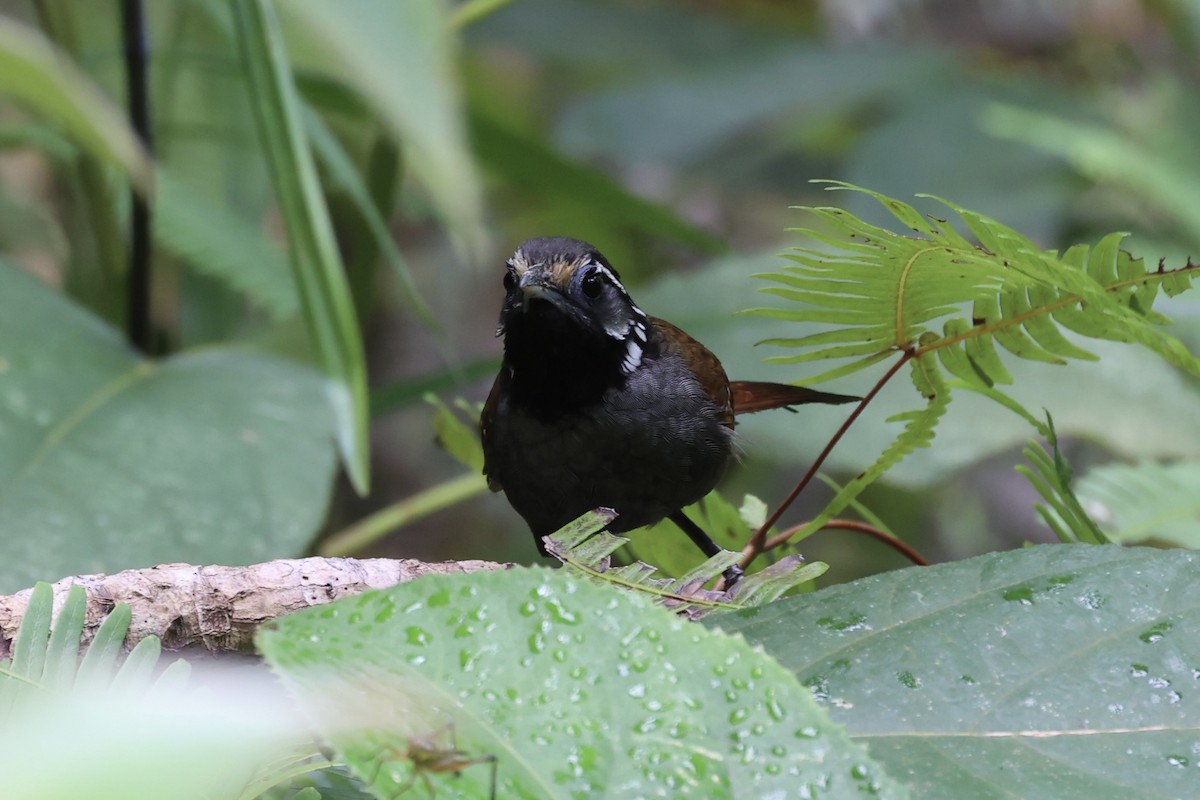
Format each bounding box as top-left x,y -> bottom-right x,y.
480,237 -> 857,585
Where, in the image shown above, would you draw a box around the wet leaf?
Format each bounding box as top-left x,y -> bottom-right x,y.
712,544 -> 1200,799
258,568 -> 906,799
0,261 -> 335,592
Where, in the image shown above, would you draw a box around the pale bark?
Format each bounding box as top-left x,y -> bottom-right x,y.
0,557 -> 509,658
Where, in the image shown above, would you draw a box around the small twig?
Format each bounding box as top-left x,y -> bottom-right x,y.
741,349 -> 915,569
763,518 -> 930,567
122,0 -> 153,353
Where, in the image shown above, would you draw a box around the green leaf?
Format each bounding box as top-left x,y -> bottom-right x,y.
1,582 -> 176,719
428,395 -> 484,474
280,0 -> 484,254
74,601 -> 132,692
470,108 -> 725,253
0,261 -> 336,593
711,544 -> 1200,800
40,584 -> 86,691
1075,460 -> 1200,548
318,473 -> 487,558
786,352 -> 950,546
754,182 -> 1200,386
1015,413 -> 1109,545
258,568 -> 906,799
546,510 -> 826,619
109,636 -> 162,694
231,0 -> 370,494
0,16 -> 149,186
627,491 -> 771,579
302,106 -> 437,329
640,253 -> 1200,485
1,583 -> 53,713
154,168 -> 299,320
555,39 -> 949,168
984,102 -> 1200,247
370,356 -> 499,417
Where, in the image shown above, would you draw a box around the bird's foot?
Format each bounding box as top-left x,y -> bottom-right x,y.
719,564 -> 744,592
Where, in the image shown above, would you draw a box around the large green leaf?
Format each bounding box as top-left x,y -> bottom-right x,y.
710,544 -> 1200,799
0,262 -> 335,593
985,100 -> 1200,247
258,568 -> 907,799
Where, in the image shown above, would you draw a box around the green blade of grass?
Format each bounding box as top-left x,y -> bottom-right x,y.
231,0 -> 370,493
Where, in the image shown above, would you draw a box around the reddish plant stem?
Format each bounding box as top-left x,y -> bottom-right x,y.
740,348 -> 915,569
765,518 -> 930,567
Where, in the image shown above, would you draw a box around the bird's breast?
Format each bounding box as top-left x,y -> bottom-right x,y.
486,351 -> 733,534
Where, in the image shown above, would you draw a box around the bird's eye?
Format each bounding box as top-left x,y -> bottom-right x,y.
581,267 -> 604,299
503,269 -> 516,292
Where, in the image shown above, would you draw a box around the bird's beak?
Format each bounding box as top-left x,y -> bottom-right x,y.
518,270 -> 565,310
499,270 -> 557,337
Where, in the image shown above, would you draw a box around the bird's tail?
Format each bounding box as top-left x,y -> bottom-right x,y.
730,381 -> 860,415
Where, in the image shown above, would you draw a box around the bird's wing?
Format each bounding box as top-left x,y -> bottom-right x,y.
649,317 -> 734,429
479,368 -> 508,492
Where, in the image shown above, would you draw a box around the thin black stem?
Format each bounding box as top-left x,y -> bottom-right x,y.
122,0 -> 153,353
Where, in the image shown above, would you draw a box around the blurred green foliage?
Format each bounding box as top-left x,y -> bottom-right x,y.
0,4 -> 1199,798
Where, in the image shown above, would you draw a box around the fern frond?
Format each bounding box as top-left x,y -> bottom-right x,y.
1015,414 -> 1109,545
545,511 -> 826,619
752,183 -> 1200,387
785,351 -> 951,545
1073,460 -> 1200,548
0,582 -> 181,714
627,491 -> 780,579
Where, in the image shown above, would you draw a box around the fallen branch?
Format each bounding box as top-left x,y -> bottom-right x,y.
0,557 -> 510,659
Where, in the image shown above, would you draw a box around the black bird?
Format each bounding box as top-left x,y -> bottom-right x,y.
481,237 -> 857,584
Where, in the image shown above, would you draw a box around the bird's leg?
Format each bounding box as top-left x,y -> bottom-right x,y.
668,510 -> 743,588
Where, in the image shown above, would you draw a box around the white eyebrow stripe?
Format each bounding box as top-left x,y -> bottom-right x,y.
588,262 -> 647,317
587,263 -> 622,288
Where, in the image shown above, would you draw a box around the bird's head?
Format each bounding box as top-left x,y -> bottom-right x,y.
498,237 -> 648,374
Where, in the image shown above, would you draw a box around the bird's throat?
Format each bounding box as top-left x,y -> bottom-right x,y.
503,306 -> 631,419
